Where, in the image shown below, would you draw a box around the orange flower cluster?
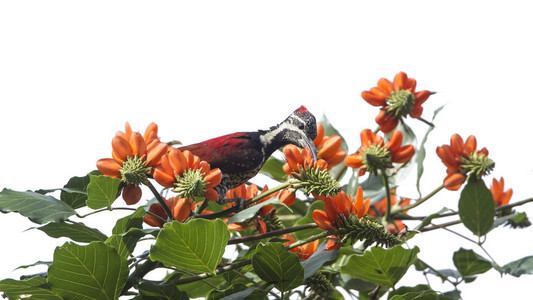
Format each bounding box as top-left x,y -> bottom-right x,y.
226,183 -> 295,234
96,122 -> 167,205
313,123 -> 346,169
282,234 -> 319,260
345,129 -> 415,176
436,134 -> 493,190
368,190 -> 410,233
153,148 -> 222,201
362,72 -> 432,133
490,177 -> 513,207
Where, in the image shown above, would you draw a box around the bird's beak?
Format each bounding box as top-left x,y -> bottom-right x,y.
298,137 -> 318,161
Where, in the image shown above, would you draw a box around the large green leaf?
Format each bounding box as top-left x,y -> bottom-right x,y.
452,248 -> 492,277
340,245 -> 419,287
150,219 -> 230,274
38,221 -> 108,243
389,285 -> 438,300
112,206 -> 146,234
207,283 -> 270,300
86,175 -> 122,209
0,188 -> 76,224
260,157 -> 288,183
61,173 -> 92,209
252,242 -> 304,292
106,228 -> 158,258
48,241 -> 129,299
0,276 -> 61,300
499,256 -> 533,277
458,180 -> 495,237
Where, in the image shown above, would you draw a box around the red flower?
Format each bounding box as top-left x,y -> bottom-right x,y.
143,197 -> 192,227
490,177 -> 513,207
282,234 -> 319,260
368,189 -> 410,233
345,129 -> 415,176
313,123 -> 346,170
361,72 -> 432,133
282,145 -> 328,176
153,148 -> 222,201
436,134 -> 493,190
96,122 -> 167,205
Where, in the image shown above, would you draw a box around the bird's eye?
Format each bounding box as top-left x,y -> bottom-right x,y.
298,123 -> 305,130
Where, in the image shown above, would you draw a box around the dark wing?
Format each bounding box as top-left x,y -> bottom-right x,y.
178,132 -> 264,174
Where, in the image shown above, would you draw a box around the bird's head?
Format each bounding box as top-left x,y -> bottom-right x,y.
268,105 -> 318,160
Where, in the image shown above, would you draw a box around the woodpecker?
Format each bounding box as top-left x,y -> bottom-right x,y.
178,106 -> 317,202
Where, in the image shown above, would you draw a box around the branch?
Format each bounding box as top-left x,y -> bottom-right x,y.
228,223 -> 318,245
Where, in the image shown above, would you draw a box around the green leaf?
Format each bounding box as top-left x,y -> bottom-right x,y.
389,285 -> 437,300
106,228 -> 157,258
174,274 -> 226,298
48,241 -> 129,299
150,219 -> 230,274
226,198 -> 290,225
252,242 -> 304,292
113,206 -> 146,234
293,201 -> 324,240
61,173 -> 92,209
86,175 -> 122,209
416,105 -> 444,198
15,260 -> 52,270
208,283 -> 271,300
301,241 -> 339,279
260,157 -> 288,182
0,277 -> 61,300
499,256 -> 533,277
458,179 -> 495,236
38,221 -> 108,243
0,188 -> 76,224
452,248 -> 492,277
138,281 -> 188,300
414,208 -> 451,231
340,245 -> 419,287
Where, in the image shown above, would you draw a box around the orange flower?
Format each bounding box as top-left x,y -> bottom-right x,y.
153,148 -> 222,201
362,72 -> 432,133
225,183 -> 282,234
143,197 -> 192,227
313,123 -> 347,170
312,187 -> 370,231
490,177 -> 513,207
436,134 -> 494,190
282,145 -> 328,175
283,234 -> 319,260
345,129 -> 415,176
368,189 -> 410,233
96,122 -> 167,205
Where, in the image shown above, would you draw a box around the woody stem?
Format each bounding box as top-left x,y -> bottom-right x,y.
244,182 -> 291,206
228,223 -> 318,245
144,179 -> 174,221
286,230 -> 330,250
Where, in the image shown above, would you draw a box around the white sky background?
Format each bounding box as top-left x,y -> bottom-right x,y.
1,1 -> 533,299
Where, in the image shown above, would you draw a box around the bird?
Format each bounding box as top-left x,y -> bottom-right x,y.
178,105 -> 318,203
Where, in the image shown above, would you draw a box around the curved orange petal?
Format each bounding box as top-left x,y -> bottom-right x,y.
228,222 -> 248,231
450,134 -> 465,156
376,110 -> 398,134
392,145 -> 415,163
247,184 -> 260,199
282,234 -> 296,246
436,145 -> 458,170
323,197 -> 340,223
169,149 -> 188,177
144,122 -> 158,144
117,122 -> 133,141
279,189 -> 296,206
258,219 -> 267,234
153,168 -> 176,188
406,78 -> 417,92
393,72 -> 408,91
464,135 -> 477,155
112,135 -> 133,162
314,123 -> 325,145
204,168 -> 222,188
370,87 -> 389,100
129,132 -> 147,158
145,142 -> 168,167
199,160 -> 211,175
357,198 -> 371,219
386,130 -> 403,153
172,197 -> 191,222
96,158 -> 122,177
360,129 -> 375,148
283,145 -> 303,171
409,105 -> 423,118
415,90 -> 430,106
318,135 -> 342,160
377,78 -> 392,94
352,186 -> 364,213
325,150 -> 346,169
345,153 -> 363,169
362,91 -> 387,106
444,172 -> 466,191
312,209 -> 336,230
